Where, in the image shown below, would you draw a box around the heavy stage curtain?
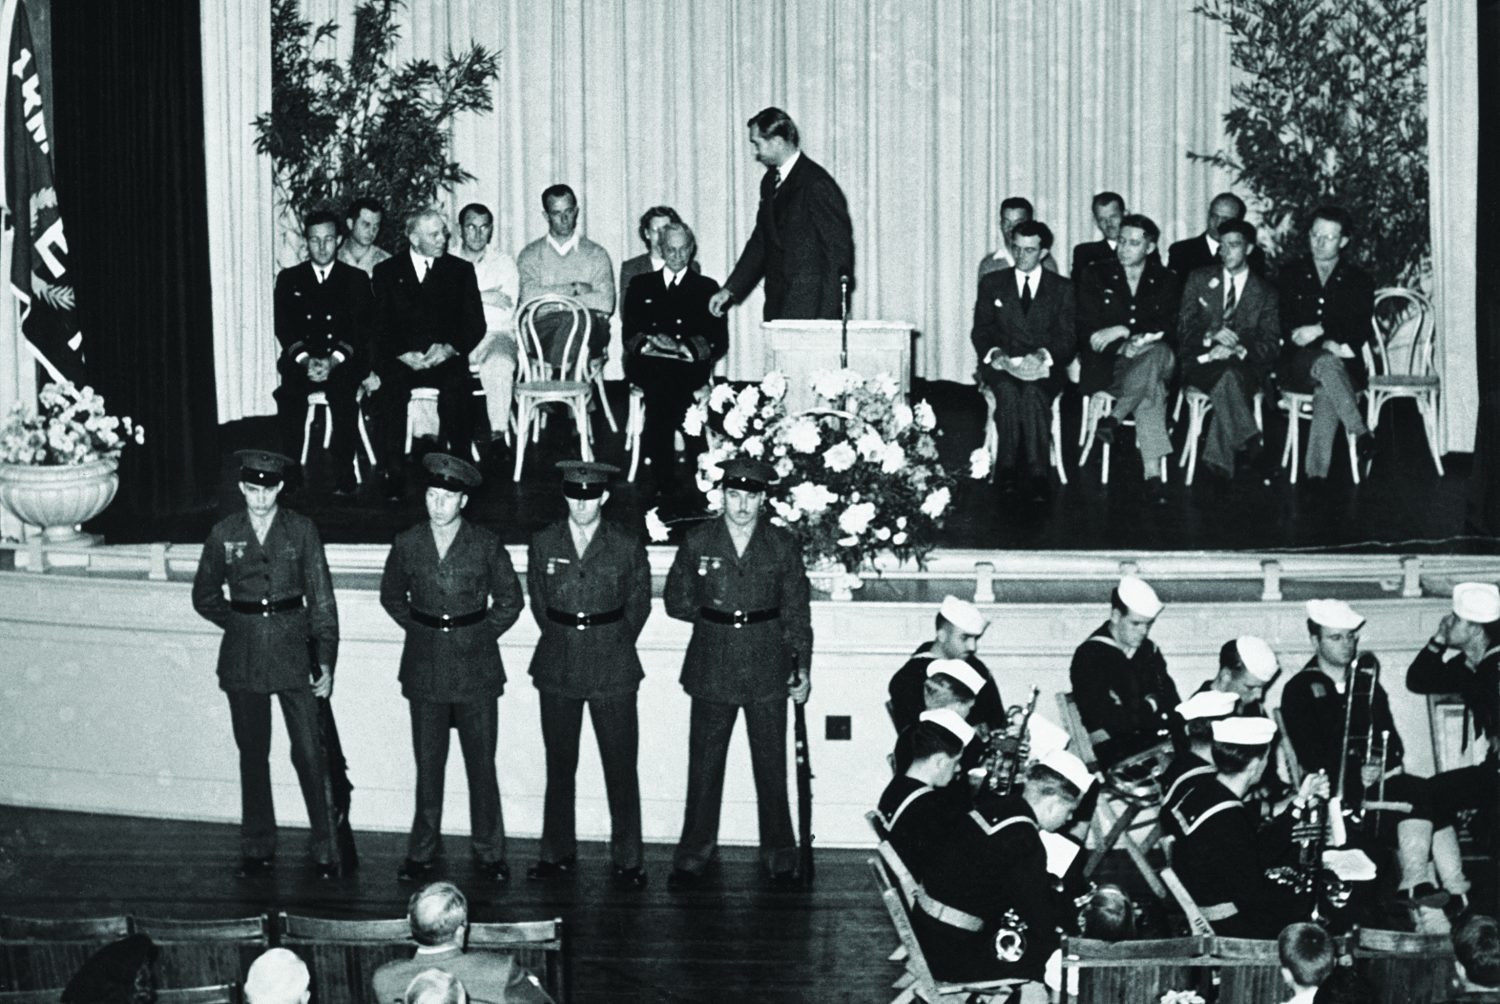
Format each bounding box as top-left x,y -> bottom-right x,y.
1471,0 -> 1500,533
51,0 -> 219,523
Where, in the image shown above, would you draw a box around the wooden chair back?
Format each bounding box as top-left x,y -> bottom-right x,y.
0,990 -> 62,1004
468,919 -> 568,1004
1210,937 -> 1283,1004
155,984 -> 240,1004
132,916 -> 269,992
277,914 -> 411,1004
1055,692 -> 1105,771
1352,927 -> 1457,1004
1059,935 -> 1209,1004
0,916 -> 131,995
516,295 -> 592,384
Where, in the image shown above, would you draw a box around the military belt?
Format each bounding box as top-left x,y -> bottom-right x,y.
914,890 -> 985,932
411,607 -> 487,632
230,595 -> 305,617
699,607 -> 780,629
546,607 -> 625,631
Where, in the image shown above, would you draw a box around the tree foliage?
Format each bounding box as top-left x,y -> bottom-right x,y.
1189,0 -> 1427,285
253,0 -> 500,252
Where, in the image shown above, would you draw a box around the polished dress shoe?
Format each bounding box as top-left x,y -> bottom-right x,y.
666,867 -> 703,891
525,856 -> 577,881
233,856 -> 274,879
475,859 -> 511,884
611,866 -> 649,891
397,857 -> 439,883
315,860 -> 342,881
1399,882 -> 1451,910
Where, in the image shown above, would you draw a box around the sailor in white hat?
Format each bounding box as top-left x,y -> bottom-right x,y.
875,709 -> 975,884
1284,597 -> 1474,930
909,746 -> 1091,984
1067,575 -> 1179,767
888,595 -> 1005,736
1163,716 -> 1330,938
1159,689 -> 1241,807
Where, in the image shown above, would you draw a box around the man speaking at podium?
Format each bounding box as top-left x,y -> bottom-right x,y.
709,107 -> 855,321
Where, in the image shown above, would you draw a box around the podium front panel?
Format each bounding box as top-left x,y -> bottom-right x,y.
758,320 -> 914,411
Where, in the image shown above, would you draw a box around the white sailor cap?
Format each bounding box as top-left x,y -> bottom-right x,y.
1211,716 -> 1278,747
1453,583 -> 1500,625
1116,575 -> 1163,619
1176,690 -> 1239,721
939,595 -> 990,636
926,658 -> 987,696
1039,748 -> 1095,794
1234,636 -> 1279,682
919,708 -> 976,748
1306,599 -> 1365,632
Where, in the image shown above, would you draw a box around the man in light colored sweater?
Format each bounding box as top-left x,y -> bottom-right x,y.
516,184 -> 614,368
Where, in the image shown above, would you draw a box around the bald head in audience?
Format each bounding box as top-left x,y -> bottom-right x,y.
404,969 -> 467,1004
409,880 -> 469,948
244,948 -> 311,1004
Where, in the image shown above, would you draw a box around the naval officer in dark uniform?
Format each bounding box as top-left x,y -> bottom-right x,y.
663,457 -> 813,889
380,452 -> 525,883
525,461 -> 652,889
191,450 -> 344,878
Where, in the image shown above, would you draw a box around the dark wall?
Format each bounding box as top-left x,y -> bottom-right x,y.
1472,0 -> 1500,532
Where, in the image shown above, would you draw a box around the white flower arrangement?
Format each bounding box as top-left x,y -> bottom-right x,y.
688,369 -> 973,571
0,381 -> 145,466
1159,991 -> 1206,1004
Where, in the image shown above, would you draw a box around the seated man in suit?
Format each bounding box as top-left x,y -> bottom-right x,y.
622,222 -> 726,492
453,203 -> 519,450
972,220 -> 1075,500
370,210 -> 486,498
976,196 -> 1059,284
273,209 -> 375,495
1276,205 -> 1376,482
1076,214 -> 1180,504
876,708 -> 972,882
516,184 -> 614,368
372,881 -> 552,1004
1165,192 -> 1267,283
1175,219 -> 1280,481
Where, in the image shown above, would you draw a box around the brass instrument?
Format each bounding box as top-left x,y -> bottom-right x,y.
1334,654 -> 1410,825
983,686 -> 1040,796
1266,771 -> 1353,925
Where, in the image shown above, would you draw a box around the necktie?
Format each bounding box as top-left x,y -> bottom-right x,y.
420,257 -> 430,282
1020,276 -> 1033,314
773,167 -> 783,189
316,268 -> 326,284
1223,277 -> 1237,322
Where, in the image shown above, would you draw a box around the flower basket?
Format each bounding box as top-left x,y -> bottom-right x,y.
0,457 -> 119,543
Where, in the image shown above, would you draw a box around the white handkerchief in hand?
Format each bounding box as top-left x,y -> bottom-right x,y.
1323,848 -> 1377,882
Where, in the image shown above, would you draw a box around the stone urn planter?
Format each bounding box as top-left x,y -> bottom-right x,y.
0,458 -> 119,544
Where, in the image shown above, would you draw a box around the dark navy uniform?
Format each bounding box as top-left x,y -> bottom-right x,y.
191,453 -> 340,866
1068,623 -> 1179,766
1074,257 -> 1180,395
1276,257 -> 1374,392
887,644 -> 1006,735
1407,643 -> 1500,846
380,455 -> 524,870
911,792 -> 1066,983
525,462 -> 652,878
876,775 -> 960,885
663,485 -> 813,878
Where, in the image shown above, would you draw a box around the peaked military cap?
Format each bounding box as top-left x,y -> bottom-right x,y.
423,452 -> 482,492
720,456 -> 777,492
557,460 -> 618,499
236,449 -> 293,486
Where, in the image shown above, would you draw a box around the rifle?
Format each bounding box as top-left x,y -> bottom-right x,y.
317,697 -> 358,870
793,699 -> 815,886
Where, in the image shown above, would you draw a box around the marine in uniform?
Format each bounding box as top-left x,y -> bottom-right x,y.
911,749 -> 1095,984
380,453 -> 525,883
524,462 -> 652,889
887,595 -> 1005,735
875,709 -> 972,885
191,450 -> 344,878
1067,576 -> 1179,768
663,457 -> 813,888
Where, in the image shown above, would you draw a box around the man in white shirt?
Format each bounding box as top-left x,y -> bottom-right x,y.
453,203 -> 519,447
338,197 -> 393,277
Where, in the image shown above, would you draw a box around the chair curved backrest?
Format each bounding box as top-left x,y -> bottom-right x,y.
1367,287 -> 1435,379
515,295 -> 592,383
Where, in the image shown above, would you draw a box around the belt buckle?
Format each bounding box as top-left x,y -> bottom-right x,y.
732,609 -> 747,629
440,613 -> 453,634
260,597 -> 271,618
575,612 -> 588,631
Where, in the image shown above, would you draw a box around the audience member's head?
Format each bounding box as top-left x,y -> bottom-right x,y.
403,968 -> 467,1004
1278,921 -> 1334,993
1108,576 -> 1161,651
1453,914 -> 1500,991
1308,206 -> 1352,263
1012,219 -> 1054,251
1213,635 -> 1278,707
61,935 -> 157,1004
923,659 -> 984,719
541,184 -> 579,240
901,709 -> 972,786
1022,750 -> 1093,831
637,205 -> 682,254
244,947 -> 311,1004
408,880 -> 469,947
1209,716 -> 1277,782
1090,191 -> 1125,241
405,209 -> 448,258
1080,884 -> 1136,941
345,196 -> 384,247
999,197 -> 1035,248
1206,192 -> 1247,237
1312,966 -> 1375,1004
457,203 -> 493,254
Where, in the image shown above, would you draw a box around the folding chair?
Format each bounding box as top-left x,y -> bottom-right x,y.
1210,937 -> 1284,1004
1058,935 -> 1209,1004
1156,835 -> 1215,937
155,985 -> 239,1004
131,915 -> 269,992
1352,928 -> 1457,1004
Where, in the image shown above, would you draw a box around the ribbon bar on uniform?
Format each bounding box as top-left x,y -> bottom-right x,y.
699,607 -> 780,629
410,607 -> 488,632
230,595 -> 305,617
546,607 -> 625,631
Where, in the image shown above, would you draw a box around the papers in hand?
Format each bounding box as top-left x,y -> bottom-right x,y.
640,340 -> 693,360
1132,331 -> 1164,345
1322,848 -> 1377,882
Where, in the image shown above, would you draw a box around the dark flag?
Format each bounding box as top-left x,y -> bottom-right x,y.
3,0 -> 82,386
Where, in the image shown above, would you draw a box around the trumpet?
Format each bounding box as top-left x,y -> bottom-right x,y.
1266,772 -> 1353,924
983,686 -> 1040,796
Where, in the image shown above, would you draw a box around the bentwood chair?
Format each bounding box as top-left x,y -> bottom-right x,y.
978,383 -> 1068,484
513,295 -> 597,480
1364,287 -> 1443,475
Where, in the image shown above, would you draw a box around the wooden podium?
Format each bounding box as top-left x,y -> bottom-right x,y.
759,319 -> 916,411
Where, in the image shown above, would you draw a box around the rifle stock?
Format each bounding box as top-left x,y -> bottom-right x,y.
793,700 -> 814,885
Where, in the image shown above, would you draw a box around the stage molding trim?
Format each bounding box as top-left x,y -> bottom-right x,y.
0,548 -> 1492,849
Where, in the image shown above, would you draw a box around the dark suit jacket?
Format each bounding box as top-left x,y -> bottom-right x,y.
971,268 -> 1076,386
623,269 -> 728,366
371,946 -> 553,1004
526,518 -> 652,699
379,519 -> 524,702
620,252 -> 699,309
1276,256 -> 1374,390
664,518 -> 813,703
192,508 -> 338,692
1165,233 -> 1267,283
1070,239 -> 1160,279
1175,266 -> 1279,384
724,153 -> 855,320
371,251 -> 486,377
1074,258 -> 1181,394
273,260 -> 375,377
